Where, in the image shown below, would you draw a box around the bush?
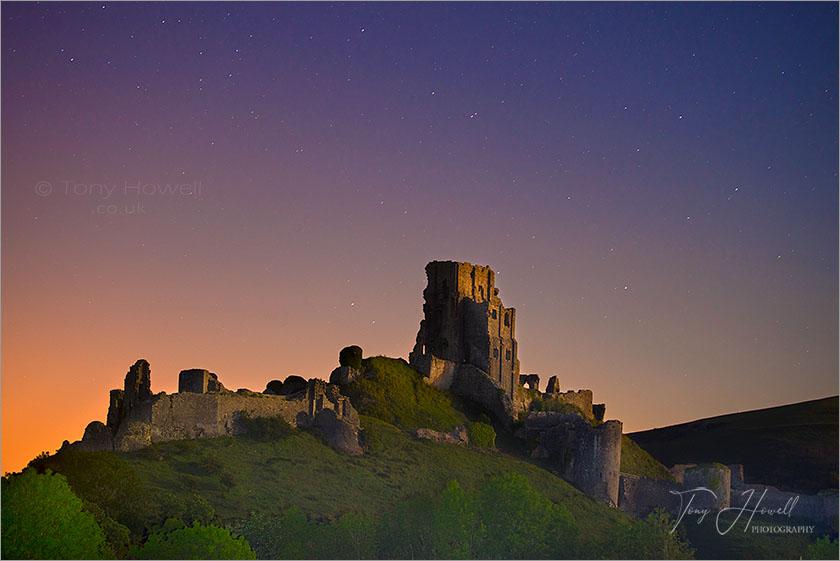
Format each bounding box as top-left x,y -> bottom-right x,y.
26,449 -> 161,536
237,413 -> 294,440
343,357 -> 466,431
600,507 -> 693,559
339,345 -> 364,370
280,375 -> 307,395
130,521 -> 256,559
377,473 -> 579,559
1,468 -> 108,559
265,380 -> 284,394
804,536 -> 839,560
467,422 -> 496,449
475,473 -> 578,558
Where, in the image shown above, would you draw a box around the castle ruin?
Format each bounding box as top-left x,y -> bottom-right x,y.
409,260 -> 622,505
67,359 -> 363,456
410,261 -> 520,398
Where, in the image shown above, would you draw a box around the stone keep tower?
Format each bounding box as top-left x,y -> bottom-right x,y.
409,261 -> 520,398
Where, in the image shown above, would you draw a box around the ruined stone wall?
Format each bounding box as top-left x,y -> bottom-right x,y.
618,474 -> 683,517
551,389 -> 594,418
410,261 -> 520,402
74,361 -> 361,455
619,463 -> 839,523
730,485 -> 839,522
519,412 -> 622,506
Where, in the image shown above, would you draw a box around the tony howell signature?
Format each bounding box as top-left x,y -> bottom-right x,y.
669,487 -> 801,535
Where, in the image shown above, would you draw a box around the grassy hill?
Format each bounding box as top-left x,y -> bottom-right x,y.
629,396 -> 839,494
19,356 -> 832,559
121,416 -> 630,543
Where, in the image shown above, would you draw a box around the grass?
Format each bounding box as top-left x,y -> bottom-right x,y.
629,396 -> 839,494
29,356 -> 833,559
121,415 -> 631,546
118,355 -> 636,546
620,435 -> 676,481
340,356 -> 468,432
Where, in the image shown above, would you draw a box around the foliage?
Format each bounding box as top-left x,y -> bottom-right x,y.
80,498 -> 131,558
467,421 -> 496,449
237,412 -> 294,440
620,435 -> 677,481
333,511 -> 378,559
280,375 -> 307,395
235,507 -> 376,559
342,356 -> 467,431
265,380 -> 284,394
28,449 -> 161,534
600,507 -> 694,559
129,521 -> 256,559
803,536 -> 839,560
27,448 -> 215,540
339,345 -> 364,370
377,473 -> 578,559
474,473 -> 578,558
119,415 -> 629,545
1,468 -> 108,559
377,494 -> 437,559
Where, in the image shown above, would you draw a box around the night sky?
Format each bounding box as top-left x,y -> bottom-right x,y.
2,2 -> 837,473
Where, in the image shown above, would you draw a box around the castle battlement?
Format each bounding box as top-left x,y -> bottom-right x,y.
410,260 -> 520,399
67,359 -> 362,455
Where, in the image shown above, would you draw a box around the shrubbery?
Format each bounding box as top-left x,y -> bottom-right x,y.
804,536 -> 839,560
1,468 -> 108,559
339,345 -> 364,370
238,413 -> 294,440
265,380 -> 284,394
467,421 -> 496,449
130,521 -> 256,559
236,473 -> 581,559
600,508 -> 694,559
342,356 -> 466,431
279,375 -> 307,395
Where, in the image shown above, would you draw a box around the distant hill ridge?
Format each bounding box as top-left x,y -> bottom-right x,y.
629,396 -> 839,494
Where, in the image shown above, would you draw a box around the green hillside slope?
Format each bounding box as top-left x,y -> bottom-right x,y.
19,356 -> 830,559
629,396 -> 839,494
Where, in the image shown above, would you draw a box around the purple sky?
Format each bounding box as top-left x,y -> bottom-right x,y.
2,2 -> 837,473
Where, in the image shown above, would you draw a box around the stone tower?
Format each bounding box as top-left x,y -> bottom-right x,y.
409,261 -> 520,398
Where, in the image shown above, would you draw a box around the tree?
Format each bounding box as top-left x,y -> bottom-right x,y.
804,536 -> 839,560
600,508 -> 693,559
376,495 -> 436,559
1,468 -> 107,559
431,480 -> 477,559
130,521 -> 256,559
339,345 -> 364,370
475,472 -> 578,559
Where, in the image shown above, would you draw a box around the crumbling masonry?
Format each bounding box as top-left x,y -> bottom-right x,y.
409,260 -> 622,505
67,359 -> 363,455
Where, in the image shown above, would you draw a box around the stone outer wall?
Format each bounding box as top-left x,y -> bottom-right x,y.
413,355 -> 458,390
70,360 -> 362,456
618,474 -> 683,517
518,412 -> 622,506
549,389 -> 594,418
730,480 -> 838,523
448,364 -> 516,426
618,462 -> 838,524
683,465 -> 731,511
